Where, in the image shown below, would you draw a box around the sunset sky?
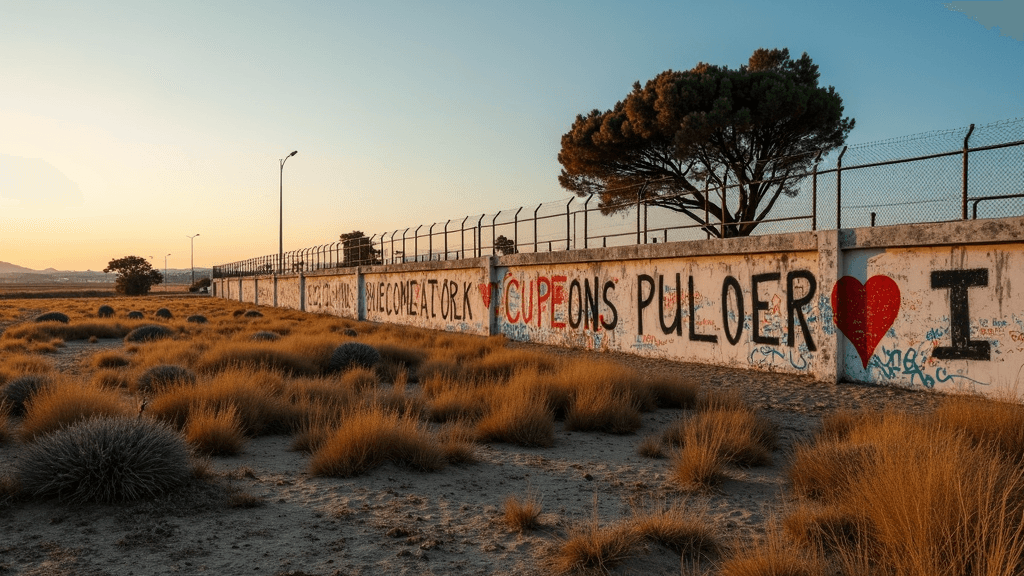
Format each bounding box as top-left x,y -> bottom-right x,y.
1,1 -> 1021,272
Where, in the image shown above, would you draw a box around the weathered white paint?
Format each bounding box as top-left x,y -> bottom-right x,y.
241,278 -> 257,304
304,273 -> 359,319
839,244 -> 1024,397
362,267 -> 489,335
277,277 -> 302,311
493,251 -> 825,377
212,217 -> 1024,400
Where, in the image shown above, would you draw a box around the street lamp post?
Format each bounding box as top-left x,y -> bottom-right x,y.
187,234 -> 200,285
279,150 -> 298,273
164,253 -> 171,292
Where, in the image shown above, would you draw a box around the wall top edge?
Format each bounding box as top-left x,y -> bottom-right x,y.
360,257 -> 490,275
840,216 -> 1024,250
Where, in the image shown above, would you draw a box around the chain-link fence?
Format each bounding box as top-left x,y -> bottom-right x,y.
213,118 -> 1023,278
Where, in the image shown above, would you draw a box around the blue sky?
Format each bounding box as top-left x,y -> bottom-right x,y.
1,0 -> 1021,271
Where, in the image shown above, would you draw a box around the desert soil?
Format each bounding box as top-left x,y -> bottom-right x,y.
0,336 -> 944,576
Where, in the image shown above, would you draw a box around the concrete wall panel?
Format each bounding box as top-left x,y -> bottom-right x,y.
305,273 -> 359,319
277,277 -> 303,311
241,278 -> 257,304
494,251 -> 825,376
362,267 -> 489,335
839,244 -> 1024,399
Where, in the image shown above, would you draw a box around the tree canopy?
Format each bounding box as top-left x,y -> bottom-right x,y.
103,256 -> 163,296
340,231 -> 381,266
557,47 -> 854,237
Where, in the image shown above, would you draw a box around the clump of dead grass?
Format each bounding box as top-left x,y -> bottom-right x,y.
628,502 -> 719,557
185,404 -> 246,456
504,493 -> 542,532
476,389 -> 554,447
550,517 -> 640,575
21,379 -> 132,441
308,406 -> 448,477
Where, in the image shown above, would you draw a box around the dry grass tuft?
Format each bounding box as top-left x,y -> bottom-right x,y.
696,388 -> 749,412
718,531 -> 828,576
308,406 -> 447,477
21,379 -> 132,441
92,368 -> 133,390
91,350 -> 131,369
436,421 -> 477,464
933,394 -> 1024,462
0,401 -> 11,444
788,410 -> 1024,576
628,503 -> 719,556
185,404 -> 246,456
564,384 -> 641,434
671,438 -> 730,490
550,518 -> 639,575
504,493 -> 542,532
642,375 -> 700,409
339,366 -> 378,391
476,390 -> 555,447
149,367 -> 297,435
636,435 -> 665,458
197,343 -> 317,375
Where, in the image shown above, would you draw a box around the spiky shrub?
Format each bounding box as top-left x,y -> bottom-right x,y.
34,312 -> 69,324
137,365 -> 198,394
20,380 -> 132,441
155,308 -> 173,319
232,309 -> 246,317
2,375 -> 51,416
325,342 -> 382,373
91,351 -> 130,369
124,324 -> 174,343
0,401 -> 11,444
127,311 -> 144,319
186,315 -> 208,324
15,416 -> 191,504
251,331 -> 280,342
243,310 -> 263,318
97,305 -> 115,318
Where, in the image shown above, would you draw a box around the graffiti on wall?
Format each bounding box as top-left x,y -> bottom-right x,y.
306,279 -> 357,318
362,270 -> 489,335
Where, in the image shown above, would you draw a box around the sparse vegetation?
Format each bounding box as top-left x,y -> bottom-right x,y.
326,342 -> 381,373
137,364 -> 198,394
187,314 -> 208,324
15,416 -> 191,503
20,379 -> 132,440
1,374 -> 51,416
124,324 -> 174,343
504,493 -> 543,532
97,304 -> 115,318
34,311 -> 69,323
155,307 -> 173,319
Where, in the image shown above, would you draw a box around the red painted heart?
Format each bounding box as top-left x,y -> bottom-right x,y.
479,282 -> 496,308
830,275 -> 901,368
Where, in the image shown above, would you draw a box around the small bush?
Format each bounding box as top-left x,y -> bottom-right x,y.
185,404 -> 246,456
629,504 -> 719,556
0,401 -> 11,444
15,416 -> 191,504
637,435 -> 665,459
97,305 -> 115,318
243,310 -> 263,318
137,365 -> 198,394
672,438 -> 729,490
476,392 -> 554,448
251,331 -> 280,342
309,407 -> 446,477
564,385 -> 641,434
92,369 -> 132,390
91,351 -> 131,369
504,494 -> 542,532
232,309 -> 246,317
21,380 -> 132,441
343,328 -> 357,337
125,324 -> 174,343
643,376 -> 700,409
127,311 -> 144,319
550,519 -> 639,575
2,375 -> 51,416
154,308 -> 173,319
186,315 -> 208,324
326,342 -> 382,373
34,311 -> 69,324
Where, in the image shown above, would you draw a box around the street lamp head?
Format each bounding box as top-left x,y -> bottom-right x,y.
289,150 -> 298,157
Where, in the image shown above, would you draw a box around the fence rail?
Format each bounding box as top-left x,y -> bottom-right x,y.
213,118 -> 1024,279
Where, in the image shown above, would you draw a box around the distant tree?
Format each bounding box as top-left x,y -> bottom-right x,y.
188,277 -> 211,293
340,231 -> 381,266
494,235 -> 518,256
558,47 -> 854,237
103,256 -> 163,296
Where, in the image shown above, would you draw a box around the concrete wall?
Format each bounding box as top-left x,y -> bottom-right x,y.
214,216 -> 1024,400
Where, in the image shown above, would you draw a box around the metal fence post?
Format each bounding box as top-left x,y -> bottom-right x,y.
428,223 -> 435,261
401,228 -> 409,264
443,220 -> 450,260
414,225 -> 422,262
565,197 -> 573,249
704,176 -> 710,239
836,146 -> 847,230
720,172 -> 727,238
811,150 -> 822,231
459,216 -> 468,259
962,123 -> 975,220
475,214 -> 485,258
491,212 -> 499,256
513,207 -> 522,253
583,194 -> 593,249
533,203 -> 541,253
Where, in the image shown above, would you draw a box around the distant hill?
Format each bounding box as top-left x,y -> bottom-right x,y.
0,261 -> 38,274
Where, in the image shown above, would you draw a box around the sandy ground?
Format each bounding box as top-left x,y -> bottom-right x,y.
0,338 -> 945,576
